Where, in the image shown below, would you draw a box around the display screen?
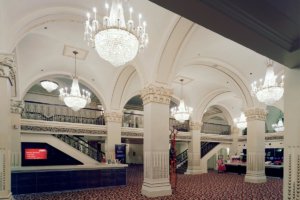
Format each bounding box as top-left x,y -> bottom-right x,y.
25,148 -> 47,160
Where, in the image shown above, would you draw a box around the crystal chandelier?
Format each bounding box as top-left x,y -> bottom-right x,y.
234,112 -> 247,130
59,51 -> 91,112
251,59 -> 284,105
272,119 -> 284,132
40,80 -> 58,93
84,0 -> 149,67
171,79 -> 193,123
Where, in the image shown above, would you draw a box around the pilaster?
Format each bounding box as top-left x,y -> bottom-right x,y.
0,54 -> 14,200
244,107 -> 267,183
141,85 -> 172,197
10,99 -> 23,167
283,68 -> 300,199
105,112 -> 122,160
185,121 -> 202,175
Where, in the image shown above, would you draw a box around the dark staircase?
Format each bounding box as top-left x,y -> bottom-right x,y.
201,142 -> 220,158
53,134 -> 105,162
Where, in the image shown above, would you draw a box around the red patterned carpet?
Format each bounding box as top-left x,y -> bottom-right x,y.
14,165 -> 282,200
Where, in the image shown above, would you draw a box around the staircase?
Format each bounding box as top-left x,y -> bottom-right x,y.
176,149 -> 188,174
53,134 -> 105,162
201,142 -> 220,158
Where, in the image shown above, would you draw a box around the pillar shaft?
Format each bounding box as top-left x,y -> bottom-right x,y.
283,68 -> 300,199
229,127 -> 239,156
0,55 -> 14,200
141,85 -> 172,198
185,121 -> 202,174
244,108 -> 267,183
105,112 -> 122,160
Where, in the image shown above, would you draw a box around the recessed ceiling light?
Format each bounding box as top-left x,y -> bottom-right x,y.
44,26 -> 47,29
41,69 -> 44,72
249,72 -> 252,75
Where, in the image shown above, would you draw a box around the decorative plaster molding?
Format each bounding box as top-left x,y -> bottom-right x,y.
245,108 -> 267,121
189,121 -> 202,131
140,84 -> 172,105
105,112 -> 122,123
121,132 -> 144,138
0,54 -> 16,86
10,99 -> 24,114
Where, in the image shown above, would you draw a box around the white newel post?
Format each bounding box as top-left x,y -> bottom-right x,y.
0,54 -> 15,200
105,112 -> 122,161
244,107 -> 267,183
283,67 -> 300,199
185,121 -> 202,174
141,85 -> 172,198
10,100 -> 23,167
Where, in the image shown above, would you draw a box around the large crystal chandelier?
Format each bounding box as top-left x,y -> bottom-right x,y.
84,0 -> 149,67
234,112 -> 247,130
40,80 -> 59,93
59,51 -> 91,112
272,118 -> 284,132
171,79 -> 193,123
251,59 -> 284,105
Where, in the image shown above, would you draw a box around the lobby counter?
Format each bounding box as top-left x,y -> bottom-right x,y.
12,164 -> 128,195
225,163 -> 283,178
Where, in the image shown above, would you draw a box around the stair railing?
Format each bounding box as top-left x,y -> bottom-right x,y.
176,149 -> 188,168
201,142 -> 220,158
53,134 -> 105,162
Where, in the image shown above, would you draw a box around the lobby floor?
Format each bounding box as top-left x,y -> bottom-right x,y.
14,165 -> 282,200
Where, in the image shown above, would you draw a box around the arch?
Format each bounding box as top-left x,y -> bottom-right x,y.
172,58 -> 254,108
155,17 -> 194,85
9,7 -> 85,52
110,65 -> 143,111
21,72 -> 107,110
202,105 -> 234,127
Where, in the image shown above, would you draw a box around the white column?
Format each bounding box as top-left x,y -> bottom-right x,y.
105,112 -> 122,161
229,127 -> 239,156
185,121 -> 202,174
0,55 -> 15,200
10,99 -> 23,167
283,67 -> 300,199
141,85 -> 172,198
244,107 -> 267,183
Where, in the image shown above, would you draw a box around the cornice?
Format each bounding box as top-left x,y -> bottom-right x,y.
140,84 -> 172,105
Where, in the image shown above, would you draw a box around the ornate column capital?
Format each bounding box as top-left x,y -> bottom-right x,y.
105,112 -> 123,123
0,54 -> 16,86
10,99 -> 24,114
140,84 -> 172,105
189,121 -> 202,131
245,107 -> 267,122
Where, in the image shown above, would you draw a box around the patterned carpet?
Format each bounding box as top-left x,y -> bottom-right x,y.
14,165 -> 283,200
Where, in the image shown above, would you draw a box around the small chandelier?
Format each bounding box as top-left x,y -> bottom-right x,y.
59,51 -> 91,112
40,80 -> 59,93
171,79 -> 193,123
251,59 -> 284,105
84,0 -> 149,67
272,118 -> 284,132
234,112 -> 247,130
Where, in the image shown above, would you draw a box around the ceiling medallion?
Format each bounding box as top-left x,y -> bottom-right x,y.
84,0 -> 149,67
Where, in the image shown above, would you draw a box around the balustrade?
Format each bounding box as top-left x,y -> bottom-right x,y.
201,122 -> 231,135
22,101 -> 105,125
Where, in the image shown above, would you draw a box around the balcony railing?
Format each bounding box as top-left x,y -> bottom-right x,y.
169,118 -> 190,132
201,122 -> 231,135
123,112 -> 144,128
22,101 -> 105,125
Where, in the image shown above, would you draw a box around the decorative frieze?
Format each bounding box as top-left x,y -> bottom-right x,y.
245,108 -> 267,121
121,132 -> 144,137
0,54 -> 16,86
105,112 -> 122,123
140,84 -> 172,105
189,121 -> 202,131
10,99 -> 24,114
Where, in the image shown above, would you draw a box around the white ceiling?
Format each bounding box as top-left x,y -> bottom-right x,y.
1,0 -> 285,121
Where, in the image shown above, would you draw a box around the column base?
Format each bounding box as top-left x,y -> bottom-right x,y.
245,172 -> 267,183
0,192 -> 12,200
141,179 -> 172,198
185,168 -> 203,175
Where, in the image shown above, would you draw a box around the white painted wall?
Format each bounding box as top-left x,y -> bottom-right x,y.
126,143 -> 143,164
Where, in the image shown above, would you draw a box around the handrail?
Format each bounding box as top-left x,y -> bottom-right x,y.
201,142 -> 219,158
176,149 -> 188,167
53,134 -> 105,162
